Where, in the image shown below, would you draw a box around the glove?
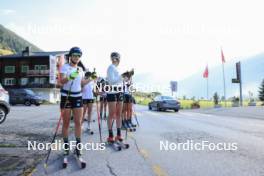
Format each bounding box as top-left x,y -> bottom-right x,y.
68,70 -> 79,80
91,72 -> 97,80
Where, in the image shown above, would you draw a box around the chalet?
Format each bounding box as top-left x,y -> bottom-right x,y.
0,47 -> 86,103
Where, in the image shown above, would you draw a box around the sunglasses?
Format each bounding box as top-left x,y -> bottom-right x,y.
71,54 -> 81,58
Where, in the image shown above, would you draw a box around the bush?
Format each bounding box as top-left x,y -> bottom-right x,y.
191,101 -> 200,109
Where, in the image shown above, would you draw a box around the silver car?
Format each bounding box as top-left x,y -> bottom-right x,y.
148,95 -> 180,112
0,84 -> 10,124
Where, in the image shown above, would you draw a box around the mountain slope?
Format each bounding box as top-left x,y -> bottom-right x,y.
0,24 -> 42,54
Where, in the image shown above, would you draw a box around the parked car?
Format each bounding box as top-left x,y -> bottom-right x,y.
9,89 -> 43,106
0,84 -> 10,124
148,95 -> 180,112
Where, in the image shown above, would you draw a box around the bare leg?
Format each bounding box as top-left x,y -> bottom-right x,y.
73,107 -> 83,138
116,101 -> 123,129
62,109 -> 71,138
87,102 -> 93,129
107,102 -> 116,130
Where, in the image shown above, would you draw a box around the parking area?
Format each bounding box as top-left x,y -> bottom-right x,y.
0,105 -> 61,176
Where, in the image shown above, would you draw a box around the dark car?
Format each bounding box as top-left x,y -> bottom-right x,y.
0,83 -> 10,124
148,95 -> 180,112
9,89 -> 43,106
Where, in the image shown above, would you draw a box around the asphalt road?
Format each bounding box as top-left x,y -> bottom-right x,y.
1,105 -> 264,176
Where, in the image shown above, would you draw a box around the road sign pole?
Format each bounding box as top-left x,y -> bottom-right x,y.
239,62 -> 243,106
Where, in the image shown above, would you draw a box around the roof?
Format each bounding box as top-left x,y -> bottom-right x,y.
0,51 -> 69,58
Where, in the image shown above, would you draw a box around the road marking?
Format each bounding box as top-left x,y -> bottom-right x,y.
152,165 -> 168,176
139,149 -> 149,159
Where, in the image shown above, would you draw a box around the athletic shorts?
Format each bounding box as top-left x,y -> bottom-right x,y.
83,99 -> 94,104
106,93 -> 124,102
124,94 -> 133,103
100,96 -> 107,102
60,96 -> 83,109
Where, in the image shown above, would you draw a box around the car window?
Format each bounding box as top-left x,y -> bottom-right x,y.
154,96 -> 161,101
25,89 -> 35,95
162,96 -> 174,100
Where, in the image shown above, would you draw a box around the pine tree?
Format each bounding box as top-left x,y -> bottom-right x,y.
259,79 -> 264,103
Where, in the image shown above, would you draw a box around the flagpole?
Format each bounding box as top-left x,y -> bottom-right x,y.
222,63 -> 227,107
207,77 -> 209,100
221,48 -> 227,107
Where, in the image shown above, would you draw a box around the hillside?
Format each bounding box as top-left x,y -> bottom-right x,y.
0,24 -> 42,55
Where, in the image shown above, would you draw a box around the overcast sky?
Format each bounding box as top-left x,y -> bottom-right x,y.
1,0 -> 264,85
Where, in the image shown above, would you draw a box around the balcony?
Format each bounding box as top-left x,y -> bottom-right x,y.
26,70 -> 50,76
21,83 -> 55,88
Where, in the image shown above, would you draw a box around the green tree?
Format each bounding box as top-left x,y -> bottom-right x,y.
259,79 -> 264,104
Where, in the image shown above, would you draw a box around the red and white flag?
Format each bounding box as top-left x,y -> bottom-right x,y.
203,65 -> 209,78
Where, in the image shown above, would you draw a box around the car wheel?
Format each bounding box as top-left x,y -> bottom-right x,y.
0,107 -> 7,124
35,103 -> 40,106
157,104 -> 161,111
174,109 -> 179,112
24,100 -> 31,106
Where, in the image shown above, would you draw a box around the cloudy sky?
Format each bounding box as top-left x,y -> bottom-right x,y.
1,0 -> 264,92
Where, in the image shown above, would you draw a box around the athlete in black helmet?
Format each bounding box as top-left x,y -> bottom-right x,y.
60,47 -> 92,158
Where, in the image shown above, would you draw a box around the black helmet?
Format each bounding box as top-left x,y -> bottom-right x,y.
69,47 -> 82,57
111,52 -> 120,61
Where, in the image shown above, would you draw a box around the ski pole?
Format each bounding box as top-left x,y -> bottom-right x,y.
44,68 -> 78,170
96,95 -> 102,142
130,77 -> 139,127
123,80 -> 128,140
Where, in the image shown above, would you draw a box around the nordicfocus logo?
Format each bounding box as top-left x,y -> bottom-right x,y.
27,140 -> 106,151
160,140 -> 238,151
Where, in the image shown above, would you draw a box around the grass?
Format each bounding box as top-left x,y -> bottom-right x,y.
134,96 -> 263,109
0,144 -> 17,148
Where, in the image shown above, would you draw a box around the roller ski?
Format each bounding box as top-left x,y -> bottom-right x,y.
126,120 -> 136,132
87,121 -> 94,135
87,129 -> 94,135
115,136 -> 129,149
122,120 -> 134,132
62,150 -> 69,169
106,137 -> 121,151
73,148 -> 86,169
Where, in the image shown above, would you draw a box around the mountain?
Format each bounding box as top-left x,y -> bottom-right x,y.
177,53 -> 264,99
0,24 -> 42,55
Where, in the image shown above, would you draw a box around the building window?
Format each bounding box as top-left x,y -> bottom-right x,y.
34,78 -> 40,84
5,66 -> 15,73
21,65 -> 29,73
40,78 -> 47,84
4,78 -> 16,86
20,78 -> 29,86
35,65 -> 47,70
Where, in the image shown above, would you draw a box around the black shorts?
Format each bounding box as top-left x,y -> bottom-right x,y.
83,99 -> 94,104
106,93 -> 123,102
100,96 -> 107,102
124,94 -> 133,103
60,96 -> 83,109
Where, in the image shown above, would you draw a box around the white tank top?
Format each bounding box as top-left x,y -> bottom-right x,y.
60,63 -> 84,97
82,81 -> 94,99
